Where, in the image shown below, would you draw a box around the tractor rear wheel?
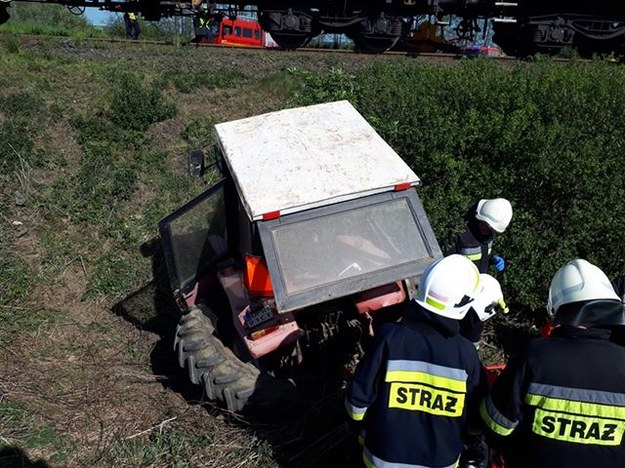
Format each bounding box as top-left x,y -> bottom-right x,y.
174,306 -> 299,414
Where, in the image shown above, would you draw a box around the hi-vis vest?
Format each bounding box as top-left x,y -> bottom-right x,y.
346,314 -> 484,468
481,327 -> 625,468
385,360 -> 467,417
454,230 -> 492,274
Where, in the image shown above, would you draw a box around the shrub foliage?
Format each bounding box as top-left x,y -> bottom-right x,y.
109,72 -> 176,131
292,59 -> 625,320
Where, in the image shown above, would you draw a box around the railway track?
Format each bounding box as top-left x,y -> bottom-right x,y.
13,32 -> 585,64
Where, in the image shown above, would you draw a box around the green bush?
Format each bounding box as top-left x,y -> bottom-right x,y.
181,118 -> 215,148
109,73 -> 177,131
289,67 -> 357,106
292,59 -> 625,322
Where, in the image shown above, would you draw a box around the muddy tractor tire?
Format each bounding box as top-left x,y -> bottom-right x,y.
174,306 -> 299,414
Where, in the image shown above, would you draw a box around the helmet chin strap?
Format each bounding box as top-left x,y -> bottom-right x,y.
553,300 -> 625,328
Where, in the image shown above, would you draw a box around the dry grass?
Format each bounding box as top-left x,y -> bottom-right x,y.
0,35 -> 401,467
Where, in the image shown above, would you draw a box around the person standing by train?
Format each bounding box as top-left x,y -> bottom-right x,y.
124,11 -> 141,40
345,255 -> 488,468
447,198 -> 513,348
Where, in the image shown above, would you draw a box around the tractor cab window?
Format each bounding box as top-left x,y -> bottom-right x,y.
259,190 -> 439,312
159,182 -> 228,293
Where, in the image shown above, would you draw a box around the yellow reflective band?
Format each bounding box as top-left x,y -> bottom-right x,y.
472,268 -> 480,292
425,296 -> 446,310
480,399 -> 515,436
388,382 -> 465,417
532,407 -> 625,446
526,393 -> 625,421
385,370 -> 467,393
345,398 -> 367,421
349,411 -> 365,421
465,253 -> 482,261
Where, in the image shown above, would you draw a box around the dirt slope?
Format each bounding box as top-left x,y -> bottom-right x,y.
0,35 -> 413,467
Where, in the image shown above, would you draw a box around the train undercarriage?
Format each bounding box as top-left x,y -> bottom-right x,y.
2,0 -> 625,56
493,14 -> 625,57
259,9 -> 412,52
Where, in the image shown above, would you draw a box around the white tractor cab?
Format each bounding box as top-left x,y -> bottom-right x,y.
159,101 -> 442,413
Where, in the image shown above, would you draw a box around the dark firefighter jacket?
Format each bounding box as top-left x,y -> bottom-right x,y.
346,302 -> 486,468
447,217 -> 494,343
450,223 -> 493,274
610,277 -> 625,346
480,325 -> 625,468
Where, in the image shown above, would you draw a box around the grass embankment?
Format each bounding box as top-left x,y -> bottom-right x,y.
1,34 -> 624,466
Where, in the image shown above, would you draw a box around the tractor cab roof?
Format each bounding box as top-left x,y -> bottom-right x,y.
214,100 -> 421,221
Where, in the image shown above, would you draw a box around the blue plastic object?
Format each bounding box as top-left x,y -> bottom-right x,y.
491,255 -> 505,272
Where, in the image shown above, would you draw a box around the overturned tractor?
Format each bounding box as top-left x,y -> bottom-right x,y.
159,101 -> 442,414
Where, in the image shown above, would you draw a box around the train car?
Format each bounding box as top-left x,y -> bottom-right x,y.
2,0 -> 625,56
254,1 -> 625,54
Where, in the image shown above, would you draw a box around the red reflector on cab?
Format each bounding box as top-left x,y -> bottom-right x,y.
262,211 -> 281,220
394,182 -> 412,191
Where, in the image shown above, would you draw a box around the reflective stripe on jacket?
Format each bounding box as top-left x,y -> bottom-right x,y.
451,228 -> 493,274
481,325 -> 625,468
346,303 -> 485,468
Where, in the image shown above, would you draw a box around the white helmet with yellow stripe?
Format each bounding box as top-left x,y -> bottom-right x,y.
415,254 -> 482,320
472,274 -> 509,321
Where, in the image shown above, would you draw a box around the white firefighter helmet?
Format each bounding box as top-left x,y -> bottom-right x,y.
475,198 -> 513,233
472,274 -> 509,321
415,254 -> 481,320
547,259 -> 619,318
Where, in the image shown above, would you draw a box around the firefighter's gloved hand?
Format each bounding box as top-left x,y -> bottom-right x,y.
461,434 -> 489,468
491,255 -> 505,272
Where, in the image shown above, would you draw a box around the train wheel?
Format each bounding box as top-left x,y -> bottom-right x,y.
353,13 -> 404,53
260,9 -> 313,50
270,31 -> 311,50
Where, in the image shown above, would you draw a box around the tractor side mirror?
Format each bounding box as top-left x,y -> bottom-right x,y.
188,149 -> 205,177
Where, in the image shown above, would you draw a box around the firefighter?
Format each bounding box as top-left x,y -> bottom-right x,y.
345,254 -> 488,468
448,198 -> 513,348
480,258 -> 625,468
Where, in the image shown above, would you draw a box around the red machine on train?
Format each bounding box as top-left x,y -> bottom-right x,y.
193,16 -> 269,47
